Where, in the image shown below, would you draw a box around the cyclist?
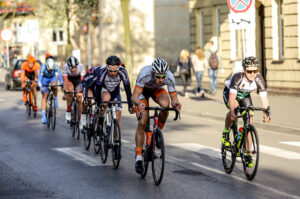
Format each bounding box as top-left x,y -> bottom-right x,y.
222,56 -> 270,167
80,65 -> 103,129
38,57 -> 63,124
62,56 -> 86,123
132,58 -> 182,174
21,55 -> 40,111
95,56 -> 134,141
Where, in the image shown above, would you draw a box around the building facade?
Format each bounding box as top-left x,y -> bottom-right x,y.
189,0 -> 300,93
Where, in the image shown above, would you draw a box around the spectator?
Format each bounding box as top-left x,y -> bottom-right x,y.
176,49 -> 193,97
205,41 -> 222,95
192,47 -> 208,97
2,49 -> 8,69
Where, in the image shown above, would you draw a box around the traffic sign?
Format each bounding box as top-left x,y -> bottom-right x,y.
0,28 -> 13,42
227,0 -> 252,13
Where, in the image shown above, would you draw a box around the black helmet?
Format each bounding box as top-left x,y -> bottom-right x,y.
106,55 -> 121,66
67,56 -> 79,69
242,56 -> 260,68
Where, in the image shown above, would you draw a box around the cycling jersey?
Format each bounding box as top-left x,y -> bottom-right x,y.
225,72 -> 267,99
135,65 -> 176,94
95,66 -> 133,108
81,65 -> 103,98
21,61 -> 40,81
62,63 -> 85,79
38,64 -> 63,93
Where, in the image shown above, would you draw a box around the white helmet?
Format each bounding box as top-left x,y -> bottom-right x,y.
46,58 -> 55,71
151,58 -> 169,74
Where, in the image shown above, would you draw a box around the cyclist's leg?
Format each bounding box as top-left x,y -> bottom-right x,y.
82,88 -> 93,126
66,80 -> 74,121
31,78 -> 38,110
152,87 -> 169,130
222,87 -> 238,147
50,75 -> 58,108
111,90 -> 122,130
41,78 -> 50,123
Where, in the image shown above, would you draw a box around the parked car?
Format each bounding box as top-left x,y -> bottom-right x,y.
5,59 -> 43,91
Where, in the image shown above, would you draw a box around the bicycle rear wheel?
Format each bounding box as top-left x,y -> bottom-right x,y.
151,128 -> 165,185
76,103 -> 80,140
71,101 -> 76,138
46,97 -> 51,128
100,116 -> 109,163
112,120 -> 121,169
221,126 -> 237,174
92,114 -> 101,154
51,97 -> 56,130
241,125 -> 259,181
83,111 -> 92,150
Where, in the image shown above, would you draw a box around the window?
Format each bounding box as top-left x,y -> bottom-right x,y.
272,0 -> 284,60
198,10 -> 203,48
52,29 -> 65,44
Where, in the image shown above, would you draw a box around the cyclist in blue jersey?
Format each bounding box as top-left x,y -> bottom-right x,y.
38,57 -> 63,124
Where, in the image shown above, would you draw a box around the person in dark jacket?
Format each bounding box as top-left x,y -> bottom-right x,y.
176,49 -> 193,97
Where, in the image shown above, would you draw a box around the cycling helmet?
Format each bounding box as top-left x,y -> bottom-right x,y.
46,58 -> 55,71
106,55 -> 121,66
242,56 -> 260,68
27,55 -> 36,64
67,56 -> 79,68
151,58 -> 169,74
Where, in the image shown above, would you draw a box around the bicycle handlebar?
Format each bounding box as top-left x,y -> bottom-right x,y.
138,107 -> 180,121
234,106 -> 270,118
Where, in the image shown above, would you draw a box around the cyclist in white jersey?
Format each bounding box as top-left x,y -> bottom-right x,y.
132,58 -> 182,174
222,56 -> 270,167
62,56 -> 86,122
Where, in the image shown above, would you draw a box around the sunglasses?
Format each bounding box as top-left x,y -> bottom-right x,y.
154,74 -> 167,79
70,66 -> 77,69
108,69 -> 119,73
246,70 -> 258,74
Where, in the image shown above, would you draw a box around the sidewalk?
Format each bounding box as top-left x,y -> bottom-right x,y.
176,85 -> 300,135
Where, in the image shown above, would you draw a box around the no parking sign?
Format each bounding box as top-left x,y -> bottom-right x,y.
227,0 -> 252,13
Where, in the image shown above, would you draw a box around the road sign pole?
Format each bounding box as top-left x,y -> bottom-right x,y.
241,29 -> 246,59
6,41 -> 9,70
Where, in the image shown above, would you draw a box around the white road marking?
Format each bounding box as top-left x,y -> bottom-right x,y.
166,155 -> 186,163
280,142 -> 300,148
53,147 -> 110,166
168,143 -> 221,159
191,162 -> 300,199
122,139 -> 130,143
169,143 -> 300,160
260,145 -> 300,160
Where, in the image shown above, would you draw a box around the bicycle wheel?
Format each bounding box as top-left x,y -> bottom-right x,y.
92,114 -> 101,154
46,97 -> 51,128
241,125 -> 259,181
71,101 -> 76,138
100,115 -> 109,163
51,97 -> 56,130
140,147 -> 150,178
112,120 -> 121,169
26,92 -> 31,116
76,103 -> 80,140
83,110 -> 92,150
151,128 -> 165,185
221,126 -> 237,174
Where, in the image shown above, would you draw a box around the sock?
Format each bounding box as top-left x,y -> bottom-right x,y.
42,110 -> 46,116
136,147 -> 142,161
223,127 -> 230,133
158,122 -> 165,130
67,105 -> 71,112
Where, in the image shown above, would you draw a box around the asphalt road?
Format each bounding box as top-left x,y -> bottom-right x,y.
0,85 -> 299,199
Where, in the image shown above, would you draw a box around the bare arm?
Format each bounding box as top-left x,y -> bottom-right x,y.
132,86 -> 143,106
229,92 -> 237,121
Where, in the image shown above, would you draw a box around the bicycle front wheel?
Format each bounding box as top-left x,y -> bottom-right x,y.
99,118 -> 109,164
112,120 -> 121,169
46,97 -> 51,128
241,125 -> 259,181
83,111 -> 92,150
151,128 -> 165,185
92,115 -> 101,154
221,126 -> 237,174
51,97 -> 56,130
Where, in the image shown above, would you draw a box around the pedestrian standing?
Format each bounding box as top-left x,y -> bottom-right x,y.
205,41 -> 222,95
2,49 -> 8,69
176,49 -> 193,97
192,47 -> 208,97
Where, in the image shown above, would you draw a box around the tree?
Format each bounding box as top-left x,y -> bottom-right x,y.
120,0 -> 134,87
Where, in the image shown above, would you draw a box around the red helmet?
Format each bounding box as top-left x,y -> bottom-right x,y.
27,55 -> 36,64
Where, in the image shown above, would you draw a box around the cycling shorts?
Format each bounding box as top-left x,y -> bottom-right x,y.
223,87 -> 253,115
135,87 -> 168,112
41,76 -> 58,93
67,76 -> 81,91
102,87 -> 122,111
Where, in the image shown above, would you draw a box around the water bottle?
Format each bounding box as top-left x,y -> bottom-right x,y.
236,127 -> 243,148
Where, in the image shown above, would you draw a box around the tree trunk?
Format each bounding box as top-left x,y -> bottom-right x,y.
65,0 -> 72,56
98,0 -> 103,65
120,0 -> 134,88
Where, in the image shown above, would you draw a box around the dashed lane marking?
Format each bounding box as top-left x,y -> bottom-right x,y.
280,142 -> 300,148
260,145 -> 300,160
191,162 -> 300,199
53,147 -> 111,166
